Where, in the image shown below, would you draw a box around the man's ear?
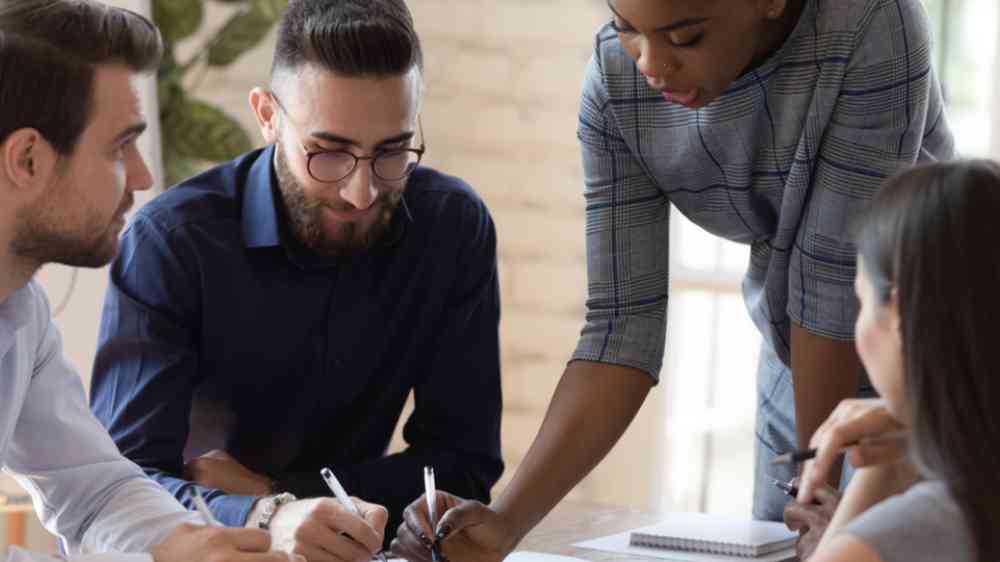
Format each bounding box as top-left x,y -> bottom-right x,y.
2,129 -> 57,195
249,87 -> 280,145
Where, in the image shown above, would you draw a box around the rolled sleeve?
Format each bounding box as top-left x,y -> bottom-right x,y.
571,54 -> 671,381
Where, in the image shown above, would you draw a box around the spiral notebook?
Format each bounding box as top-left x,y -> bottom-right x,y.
627,513 -> 797,558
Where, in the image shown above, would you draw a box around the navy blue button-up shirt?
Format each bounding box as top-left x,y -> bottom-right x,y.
90,146 -> 503,537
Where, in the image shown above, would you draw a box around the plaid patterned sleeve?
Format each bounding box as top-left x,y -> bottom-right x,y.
788,0 -> 954,338
571,53 -> 671,381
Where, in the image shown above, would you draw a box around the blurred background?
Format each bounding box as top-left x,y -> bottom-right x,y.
5,0 -> 1000,551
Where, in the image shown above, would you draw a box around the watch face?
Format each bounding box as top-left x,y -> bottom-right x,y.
258,493 -> 297,529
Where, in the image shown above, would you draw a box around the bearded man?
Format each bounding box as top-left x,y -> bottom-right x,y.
89,0 -> 502,553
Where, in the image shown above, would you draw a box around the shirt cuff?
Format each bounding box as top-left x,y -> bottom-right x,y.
210,494 -> 258,527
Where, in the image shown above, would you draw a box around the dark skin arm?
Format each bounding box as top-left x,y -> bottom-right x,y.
392,328 -> 860,561
492,360 -> 653,540
391,360 -> 652,562
790,323 -> 866,483
785,324 -> 865,560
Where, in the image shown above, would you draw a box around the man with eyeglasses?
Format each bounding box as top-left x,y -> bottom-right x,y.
89,0 -> 503,559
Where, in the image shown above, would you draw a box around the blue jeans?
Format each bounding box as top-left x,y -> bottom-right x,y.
752,345 -> 877,521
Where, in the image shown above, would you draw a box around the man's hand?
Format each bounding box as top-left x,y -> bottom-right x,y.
784,484 -> 841,561
152,523 -> 302,562
391,492 -> 515,562
185,449 -> 273,496
798,399 -> 907,504
268,497 -> 388,562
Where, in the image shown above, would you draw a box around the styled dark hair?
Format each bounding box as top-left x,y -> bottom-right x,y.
856,159 -> 1000,562
0,0 -> 162,155
272,0 -> 422,79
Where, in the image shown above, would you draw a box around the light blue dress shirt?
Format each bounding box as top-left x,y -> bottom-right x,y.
0,282 -> 199,562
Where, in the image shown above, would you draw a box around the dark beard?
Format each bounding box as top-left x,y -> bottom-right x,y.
274,143 -> 400,257
11,191 -> 132,269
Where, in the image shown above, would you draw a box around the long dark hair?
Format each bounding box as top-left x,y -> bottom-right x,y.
856,159 -> 1000,562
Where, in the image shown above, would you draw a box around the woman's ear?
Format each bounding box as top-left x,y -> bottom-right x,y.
249,87 -> 280,145
760,0 -> 790,19
2,128 -> 57,196
888,287 -> 902,345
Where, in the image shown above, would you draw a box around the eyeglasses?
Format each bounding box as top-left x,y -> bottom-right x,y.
270,92 -> 426,183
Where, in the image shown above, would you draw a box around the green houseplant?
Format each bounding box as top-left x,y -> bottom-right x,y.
154,0 -> 288,186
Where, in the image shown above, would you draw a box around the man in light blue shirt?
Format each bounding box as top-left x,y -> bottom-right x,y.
0,1 -> 371,561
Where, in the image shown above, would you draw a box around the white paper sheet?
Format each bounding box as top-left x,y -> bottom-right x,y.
574,531 -> 797,562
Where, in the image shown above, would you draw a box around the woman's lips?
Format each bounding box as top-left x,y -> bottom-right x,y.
661,88 -> 700,106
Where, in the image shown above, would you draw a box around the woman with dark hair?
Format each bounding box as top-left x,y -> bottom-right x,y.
794,159 -> 1000,562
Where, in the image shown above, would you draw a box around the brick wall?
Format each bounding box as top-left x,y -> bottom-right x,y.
182,0 -> 666,510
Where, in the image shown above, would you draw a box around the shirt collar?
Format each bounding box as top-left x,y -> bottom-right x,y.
241,144 -> 282,249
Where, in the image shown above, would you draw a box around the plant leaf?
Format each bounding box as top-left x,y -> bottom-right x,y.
205,4 -> 281,67
152,0 -> 204,43
162,149 -> 206,188
250,0 -> 289,19
162,93 -> 253,163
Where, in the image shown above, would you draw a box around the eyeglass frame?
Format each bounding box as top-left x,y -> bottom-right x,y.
268,91 -> 426,183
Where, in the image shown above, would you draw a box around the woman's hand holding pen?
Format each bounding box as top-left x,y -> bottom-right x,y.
797,398 -> 907,504
392,491 -> 513,562
783,481 -> 840,561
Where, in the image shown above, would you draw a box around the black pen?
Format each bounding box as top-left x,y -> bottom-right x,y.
774,478 -> 828,506
769,431 -> 908,465
773,479 -> 800,497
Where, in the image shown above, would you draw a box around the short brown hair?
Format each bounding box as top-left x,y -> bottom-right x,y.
0,0 -> 162,155
272,0 -> 422,79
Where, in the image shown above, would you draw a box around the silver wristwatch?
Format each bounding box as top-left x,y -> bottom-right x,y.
255,492 -> 297,530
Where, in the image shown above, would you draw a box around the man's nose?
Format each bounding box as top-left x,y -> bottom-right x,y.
339,161 -> 378,210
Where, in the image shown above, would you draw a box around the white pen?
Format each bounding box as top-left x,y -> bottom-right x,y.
321,467 -> 361,516
424,466 -> 443,562
192,489 -> 223,527
423,466 -> 438,526
320,468 -> 388,562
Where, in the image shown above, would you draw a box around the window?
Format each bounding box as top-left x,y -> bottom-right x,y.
924,0 -> 998,156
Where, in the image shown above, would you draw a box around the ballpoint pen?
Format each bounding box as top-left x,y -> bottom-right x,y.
192,489 -> 223,527
320,467 -> 389,562
770,431 -> 908,465
424,466 -> 444,562
773,479 -> 800,498
773,478 -> 824,505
